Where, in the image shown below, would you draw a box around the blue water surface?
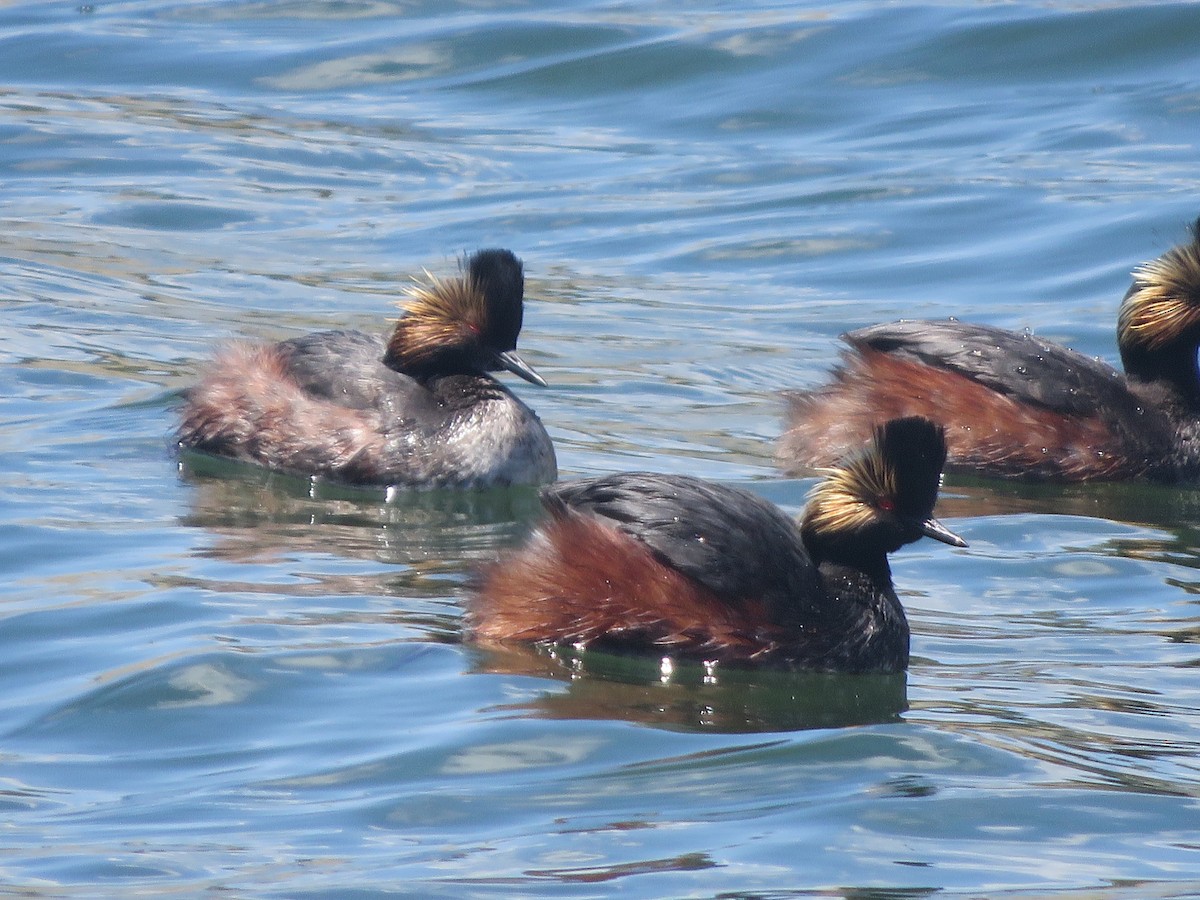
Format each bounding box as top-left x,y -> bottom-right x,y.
4,0 -> 1200,895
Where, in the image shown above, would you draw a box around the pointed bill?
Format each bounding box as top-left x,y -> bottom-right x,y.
920,516 -> 967,548
494,349 -> 547,387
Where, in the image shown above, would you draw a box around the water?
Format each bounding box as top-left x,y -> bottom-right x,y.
4,0 -> 1200,894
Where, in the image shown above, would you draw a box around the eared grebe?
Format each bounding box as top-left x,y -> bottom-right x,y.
470,417 -> 965,672
178,249 -> 557,488
778,222 -> 1200,482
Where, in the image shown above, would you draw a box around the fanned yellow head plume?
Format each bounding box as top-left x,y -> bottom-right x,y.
1119,228 -> 1200,352
385,265 -> 489,370
801,431 -> 899,539
800,417 -> 956,553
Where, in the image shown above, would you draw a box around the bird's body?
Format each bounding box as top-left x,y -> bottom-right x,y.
178,249 -> 556,489
779,222 -> 1200,483
472,418 -> 964,673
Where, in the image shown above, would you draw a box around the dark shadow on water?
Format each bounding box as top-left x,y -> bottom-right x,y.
469,643 -> 907,734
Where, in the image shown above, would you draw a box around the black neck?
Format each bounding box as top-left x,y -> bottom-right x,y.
384,344 -> 489,381
1121,341 -> 1200,413
809,559 -> 909,673
802,523 -> 897,590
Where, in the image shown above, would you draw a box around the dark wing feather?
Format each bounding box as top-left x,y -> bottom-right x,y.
847,320 -> 1133,420
546,473 -> 822,622
276,330 -> 422,411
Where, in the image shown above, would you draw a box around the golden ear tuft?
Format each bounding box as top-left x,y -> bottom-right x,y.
801,430 -> 897,538
1121,238 -> 1200,350
386,269 -> 488,367
399,269 -> 486,323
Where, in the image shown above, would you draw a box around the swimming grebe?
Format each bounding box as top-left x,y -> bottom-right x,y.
778,221 -> 1200,482
178,249 -> 557,488
471,417 -> 965,672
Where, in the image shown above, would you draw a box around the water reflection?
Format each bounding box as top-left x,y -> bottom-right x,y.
178,448 -> 541,567
937,475 -> 1200,579
519,851 -> 718,885
939,474 -> 1200,529
175,450 -> 543,643
471,643 -> 907,734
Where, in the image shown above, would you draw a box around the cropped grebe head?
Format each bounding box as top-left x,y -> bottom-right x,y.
1118,219 -> 1200,407
802,417 -> 965,565
383,248 -> 545,386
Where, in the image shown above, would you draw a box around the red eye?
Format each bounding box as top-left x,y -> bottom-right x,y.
878,498 -> 895,512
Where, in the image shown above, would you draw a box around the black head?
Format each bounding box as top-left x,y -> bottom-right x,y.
801,416 -> 965,566
384,248 -> 545,385
469,248 -> 525,352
